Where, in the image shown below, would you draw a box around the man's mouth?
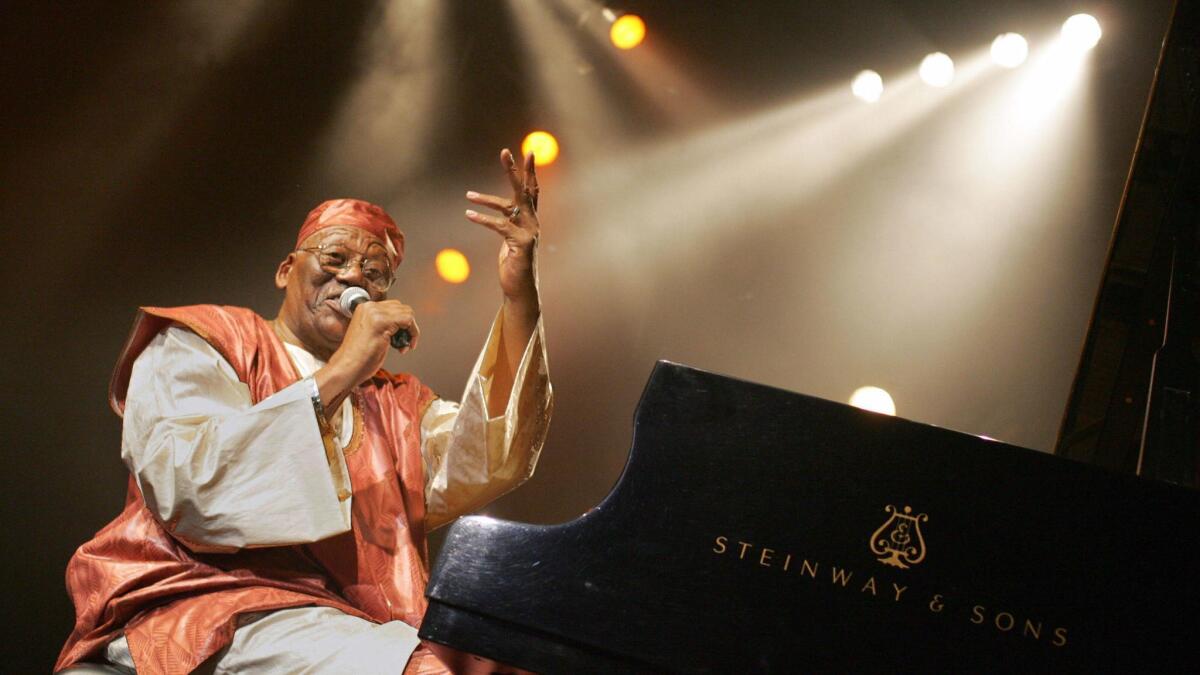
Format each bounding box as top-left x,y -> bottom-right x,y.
320,285 -> 347,304
320,291 -> 350,318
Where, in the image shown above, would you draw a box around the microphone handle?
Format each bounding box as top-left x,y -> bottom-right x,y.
341,291 -> 411,350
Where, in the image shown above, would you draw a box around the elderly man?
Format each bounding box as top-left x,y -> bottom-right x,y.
55,149 -> 551,674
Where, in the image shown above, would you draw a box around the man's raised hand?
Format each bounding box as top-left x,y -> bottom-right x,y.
464,148 -> 540,302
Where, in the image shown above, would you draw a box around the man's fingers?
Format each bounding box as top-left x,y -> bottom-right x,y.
466,209 -> 514,235
465,190 -> 515,215
393,319 -> 419,353
466,148 -> 540,233
367,300 -> 419,352
501,147 -> 525,196
525,153 -> 539,209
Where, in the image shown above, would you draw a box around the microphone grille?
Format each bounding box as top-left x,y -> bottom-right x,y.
339,287 -> 371,315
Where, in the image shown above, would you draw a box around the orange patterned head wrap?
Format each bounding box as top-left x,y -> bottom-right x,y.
296,198 -> 405,269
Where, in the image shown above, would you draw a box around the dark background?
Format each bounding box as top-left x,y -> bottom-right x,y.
0,1 -> 1172,670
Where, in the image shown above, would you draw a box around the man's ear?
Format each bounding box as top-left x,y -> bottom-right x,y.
274,253 -> 297,290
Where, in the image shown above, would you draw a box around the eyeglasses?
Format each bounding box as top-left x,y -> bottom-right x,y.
297,243 -> 395,292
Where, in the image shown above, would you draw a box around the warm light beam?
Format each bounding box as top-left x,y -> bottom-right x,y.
503,0 -> 621,159
310,0 -> 446,195
556,0 -> 720,128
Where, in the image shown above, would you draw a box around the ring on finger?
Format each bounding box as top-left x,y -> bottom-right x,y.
507,204 -> 521,220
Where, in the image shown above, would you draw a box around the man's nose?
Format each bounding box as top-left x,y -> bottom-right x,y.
335,261 -> 367,286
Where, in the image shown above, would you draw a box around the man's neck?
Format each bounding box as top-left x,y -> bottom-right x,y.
271,315 -> 332,361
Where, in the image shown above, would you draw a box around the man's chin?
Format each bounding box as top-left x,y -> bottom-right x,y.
311,315 -> 348,351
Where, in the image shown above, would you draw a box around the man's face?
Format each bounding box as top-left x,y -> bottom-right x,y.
275,226 -> 394,358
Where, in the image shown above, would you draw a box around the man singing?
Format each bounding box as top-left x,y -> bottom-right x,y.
56,149 -> 552,674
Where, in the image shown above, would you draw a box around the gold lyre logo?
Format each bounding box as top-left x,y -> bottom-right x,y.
869,505 -> 928,569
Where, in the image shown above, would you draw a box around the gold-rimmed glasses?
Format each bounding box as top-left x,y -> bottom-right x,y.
297,243 -> 394,292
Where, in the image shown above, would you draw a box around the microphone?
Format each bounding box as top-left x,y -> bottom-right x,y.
338,286 -> 411,350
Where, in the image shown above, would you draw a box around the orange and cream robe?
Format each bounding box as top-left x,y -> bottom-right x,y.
56,304 -> 551,674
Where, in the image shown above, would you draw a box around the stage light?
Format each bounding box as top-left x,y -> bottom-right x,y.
521,130 -> 559,166
919,52 -> 955,87
436,248 -> 470,284
990,33 -> 1029,68
1061,14 -> 1101,52
610,14 -> 646,50
851,70 -> 884,103
849,386 -> 896,416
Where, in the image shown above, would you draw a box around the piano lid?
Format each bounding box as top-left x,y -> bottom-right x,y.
422,361 -> 1200,673
1056,0 -> 1200,480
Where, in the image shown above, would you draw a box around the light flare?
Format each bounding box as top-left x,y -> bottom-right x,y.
522,131 -> 560,167
852,70 -> 884,103
1061,14 -> 1102,52
850,387 -> 897,416
610,14 -> 646,50
919,52 -> 956,87
991,33 -> 1029,68
435,248 -> 470,284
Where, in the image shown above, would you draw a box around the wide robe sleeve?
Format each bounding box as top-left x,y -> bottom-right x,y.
421,308 -> 552,531
122,326 -> 352,553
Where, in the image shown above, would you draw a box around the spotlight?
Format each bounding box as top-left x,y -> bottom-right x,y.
436,248 -> 470,284
990,32 -> 1029,68
1061,14 -> 1101,52
521,130 -> 560,167
919,52 -> 955,87
849,386 -> 896,416
610,14 -> 646,50
851,70 -> 884,103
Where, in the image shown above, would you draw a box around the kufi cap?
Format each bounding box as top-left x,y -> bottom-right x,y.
296,198 -> 404,269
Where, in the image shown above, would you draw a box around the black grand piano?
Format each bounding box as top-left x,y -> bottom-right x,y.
419,5 -> 1200,672
421,361 -> 1200,673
